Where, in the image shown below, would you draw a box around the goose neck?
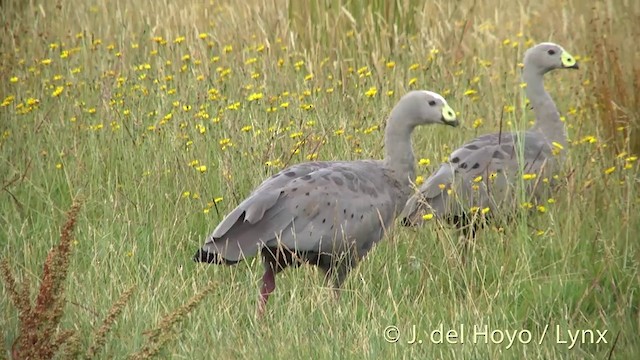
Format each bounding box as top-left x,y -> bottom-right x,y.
383,116 -> 416,188
522,67 -> 567,147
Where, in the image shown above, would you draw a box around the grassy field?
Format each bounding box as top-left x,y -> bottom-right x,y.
1,0 -> 639,358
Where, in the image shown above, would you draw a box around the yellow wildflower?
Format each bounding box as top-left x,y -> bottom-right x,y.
418,158 -> 431,166
219,138 -> 233,150
51,86 -> 64,97
365,87 -> 377,97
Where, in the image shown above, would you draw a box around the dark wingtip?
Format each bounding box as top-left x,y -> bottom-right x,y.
193,248 -> 239,265
400,217 -> 415,227
193,248 -> 215,263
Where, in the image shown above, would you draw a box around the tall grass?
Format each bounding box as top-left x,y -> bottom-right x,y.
1,0 -> 639,358
587,2 -> 640,155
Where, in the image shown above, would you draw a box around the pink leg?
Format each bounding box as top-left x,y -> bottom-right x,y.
257,267 -> 276,317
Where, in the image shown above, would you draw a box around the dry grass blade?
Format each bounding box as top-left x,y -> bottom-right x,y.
588,7 -> 640,155
128,282 -> 216,360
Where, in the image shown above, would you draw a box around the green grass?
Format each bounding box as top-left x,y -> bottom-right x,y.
1,0 -> 639,358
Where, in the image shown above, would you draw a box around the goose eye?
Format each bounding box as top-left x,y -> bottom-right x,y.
547,49 -> 556,55
428,100 -> 437,106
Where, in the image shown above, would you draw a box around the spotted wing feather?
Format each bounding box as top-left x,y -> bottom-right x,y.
402,130 -> 556,225
203,161 -> 403,262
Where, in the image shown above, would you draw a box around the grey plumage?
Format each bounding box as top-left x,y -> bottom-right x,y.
194,90 -> 459,314
402,42 -> 579,229
204,161 -> 401,265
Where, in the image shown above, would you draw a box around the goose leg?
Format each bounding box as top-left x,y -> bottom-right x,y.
458,214 -> 478,264
257,248 -> 278,317
258,265 -> 276,317
467,228 -> 480,262
258,247 -> 294,317
318,253 -> 354,300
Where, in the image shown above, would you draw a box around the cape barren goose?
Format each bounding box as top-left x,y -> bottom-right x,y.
194,90 -> 459,314
402,43 -> 579,239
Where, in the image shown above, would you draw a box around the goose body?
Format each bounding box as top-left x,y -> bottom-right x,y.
402,43 -> 579,228
194,90 -> 459,314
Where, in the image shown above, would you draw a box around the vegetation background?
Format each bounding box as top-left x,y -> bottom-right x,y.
1,0 -> 638,358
